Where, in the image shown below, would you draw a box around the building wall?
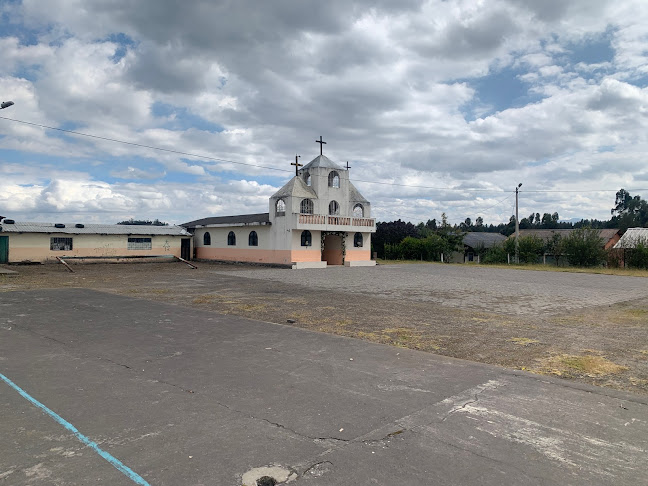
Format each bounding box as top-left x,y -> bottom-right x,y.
6,233 -> 186,263
194,225 -> 294,265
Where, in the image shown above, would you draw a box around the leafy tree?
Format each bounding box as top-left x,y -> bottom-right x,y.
545,233 -> 566,266
610,189 -> 648,231
563,228 -> 606,267
627,237 -> 648,269
373,220 -> 419,258
117,218 -> 168,226
517,235 -> 545,264
475,217 -> 484,231
482,243 -> 508,264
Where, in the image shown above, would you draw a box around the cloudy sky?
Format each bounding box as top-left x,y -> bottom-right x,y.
1,0 -> 647,226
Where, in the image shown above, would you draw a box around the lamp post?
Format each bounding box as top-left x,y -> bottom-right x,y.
515,183 -> 522,264
1,101 -> 14,109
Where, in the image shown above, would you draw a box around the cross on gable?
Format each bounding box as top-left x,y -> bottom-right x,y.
291,154 -> 302,176
345,161 -> 351,170
315,136 -> 326,155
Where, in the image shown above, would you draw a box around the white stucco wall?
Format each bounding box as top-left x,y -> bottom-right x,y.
5,233 -> 186,263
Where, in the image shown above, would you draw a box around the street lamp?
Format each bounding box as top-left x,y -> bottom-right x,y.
515,183 -> 522,264
1,101 -> 14,109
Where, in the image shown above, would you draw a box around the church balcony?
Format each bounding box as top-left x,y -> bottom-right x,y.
295,213 -> 376,232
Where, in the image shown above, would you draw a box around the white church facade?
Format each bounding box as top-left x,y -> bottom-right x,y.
182,148 -> 376,269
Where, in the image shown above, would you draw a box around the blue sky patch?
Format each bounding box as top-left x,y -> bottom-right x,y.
151,102 -> 224,133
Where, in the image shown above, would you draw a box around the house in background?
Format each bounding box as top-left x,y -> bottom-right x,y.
613,228 -> 648,267
451,232 -> 507,263
0,219 -> 192,264
517,229 -> 621,250
183,149 -> 376,269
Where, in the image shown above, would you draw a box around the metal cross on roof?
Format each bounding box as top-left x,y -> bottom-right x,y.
291,154 -> 302,176
345,161 -> 351,170
315,135 -> 326,155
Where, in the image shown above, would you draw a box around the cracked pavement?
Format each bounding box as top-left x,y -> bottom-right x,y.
1,288 -> 647,485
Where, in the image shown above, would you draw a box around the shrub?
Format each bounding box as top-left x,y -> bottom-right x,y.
627,238 -> 648,269
483,244 -> 508,264
563,228 -> 606,267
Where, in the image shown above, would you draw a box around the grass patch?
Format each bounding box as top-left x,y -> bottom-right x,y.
192,295 -> 215,304
508,337 -> 540,347
624,309 -> 648,319
539,354 -> 628,377
376,259 -> 648,277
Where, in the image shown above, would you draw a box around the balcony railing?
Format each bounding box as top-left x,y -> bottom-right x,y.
299,214 -> 326,224
298,214 -> 375,227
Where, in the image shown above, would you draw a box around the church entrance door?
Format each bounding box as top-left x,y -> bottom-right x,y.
322,234 -> 343,265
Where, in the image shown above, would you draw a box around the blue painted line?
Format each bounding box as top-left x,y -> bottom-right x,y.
0,373 -> 150,485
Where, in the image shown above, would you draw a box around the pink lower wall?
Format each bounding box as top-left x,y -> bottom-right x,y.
345,248 -> 371,261
196,247 -> 293,265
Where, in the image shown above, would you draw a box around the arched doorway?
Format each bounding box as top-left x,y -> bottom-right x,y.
322,233 -> 344,265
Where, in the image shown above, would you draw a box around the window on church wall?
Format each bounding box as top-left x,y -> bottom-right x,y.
329,200 -> 340,215
328,171 -> 340,188
353,204 -> 364,218
304,171 -> 312,186
227,231 -> 236,246
354,232 -> 363,248
300,199 -> 313,214
301,230 -> 312,247
248,231 -> 258,247
276,199 -> 286,216
203,232 -> 211,246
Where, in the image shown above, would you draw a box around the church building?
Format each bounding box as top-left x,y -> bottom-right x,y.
182,140 -> 376,268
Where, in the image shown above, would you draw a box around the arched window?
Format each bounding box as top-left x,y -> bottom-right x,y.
203,231 -> 211,246
227,231 -> 236,246
353,204 -> 364,218
354,232 -> 363,248
304,171 -> 312,186
328,171 -> 340,188
301,230 -> 312,247
329,200 -> 340,215
248,231 -> 258,247
276,199 -> 286,215
300,198 -> 314,214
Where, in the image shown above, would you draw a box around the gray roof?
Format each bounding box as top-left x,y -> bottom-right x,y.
613,228 -> 648,249
271,176 -> 317,200
182,213 -> 270,228
0,221 -> 191,236
301,154 -> 343,171
348,181 -> 369,203
463,232 -> 507,249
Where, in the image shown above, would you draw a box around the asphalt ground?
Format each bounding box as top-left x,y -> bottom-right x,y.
1,288 -> 647,485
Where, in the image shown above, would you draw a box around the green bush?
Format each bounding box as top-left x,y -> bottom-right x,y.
517,235 -> 545,264
563,228 -> 606,267
627,239 -> 648,269
483,244 -> 508,264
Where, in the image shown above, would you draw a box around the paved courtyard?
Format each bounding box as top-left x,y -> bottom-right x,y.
211,264 -> 648,315
1,288 -> 647,485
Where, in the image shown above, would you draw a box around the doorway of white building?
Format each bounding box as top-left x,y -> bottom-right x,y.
322,234 -> 343,265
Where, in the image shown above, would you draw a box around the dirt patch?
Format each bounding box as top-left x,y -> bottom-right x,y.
2,261 -> 648,395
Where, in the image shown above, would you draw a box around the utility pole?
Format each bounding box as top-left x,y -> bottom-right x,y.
515,183 -> 522,264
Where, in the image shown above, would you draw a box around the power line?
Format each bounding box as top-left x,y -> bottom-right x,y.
1,115 -> 646,194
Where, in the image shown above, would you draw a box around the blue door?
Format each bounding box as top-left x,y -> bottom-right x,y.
0,236 -> 8,264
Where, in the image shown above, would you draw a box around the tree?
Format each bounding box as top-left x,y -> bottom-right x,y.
546,233 -> 566,266
117,218 -> 168,226
563,228 -> 605,267
475,217 -> 484,231
610,189 -> 648,231
374,220 -> 419,258
627,238 -> 648,269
